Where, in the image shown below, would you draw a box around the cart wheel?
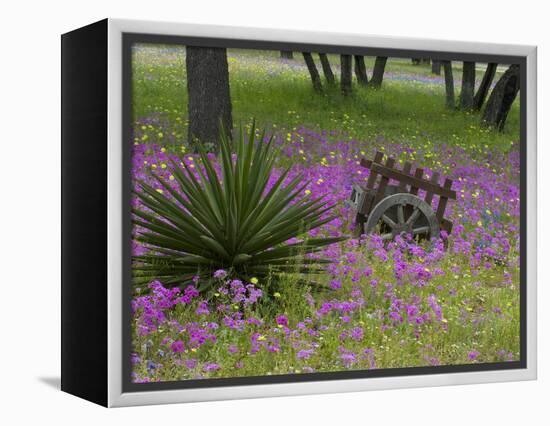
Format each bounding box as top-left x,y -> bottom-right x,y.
364,193 -> 440,242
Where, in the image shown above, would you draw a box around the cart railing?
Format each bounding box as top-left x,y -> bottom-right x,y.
351,150 -> 457,236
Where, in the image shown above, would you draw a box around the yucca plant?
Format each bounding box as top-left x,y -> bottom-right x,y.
132,123 -> 347,292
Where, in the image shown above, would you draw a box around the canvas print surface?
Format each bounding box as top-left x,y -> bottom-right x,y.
129,43 -> 521,384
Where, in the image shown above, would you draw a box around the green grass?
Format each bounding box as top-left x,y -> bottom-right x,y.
131,45 -> 519,156
132,240 -> 520,381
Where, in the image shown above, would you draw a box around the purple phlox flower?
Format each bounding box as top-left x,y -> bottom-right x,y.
184,358 -> 197,369
213,269 -> 227,279
297,349 -> 314,360
330,279 -> 342,290
349,326 -> 364,341
195,300 -> 210,315
276,315 -> 289,327
468,350 -> 480,360
339,347 -> 357,368
203,362 -> 220,372
170,340 -> 185,353
130,353 -> 141,365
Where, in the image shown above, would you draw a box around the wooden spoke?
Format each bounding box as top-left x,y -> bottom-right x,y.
381,233 -> 394,241
382,214 -> 397,228
397,204 -> 405,224
405,207 -> 421,226
412,226 -> 430,235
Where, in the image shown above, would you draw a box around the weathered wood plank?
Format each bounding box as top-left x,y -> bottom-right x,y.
365,151 -> 384,189
373,157 -> 396,207
360,159 -> 456,199
409,167 -> 424,196
441,218 -> 453,235
425,172 -> 440,204
398,162 -> 412,192
359,151 -> 384,215
436,178 -> 454,222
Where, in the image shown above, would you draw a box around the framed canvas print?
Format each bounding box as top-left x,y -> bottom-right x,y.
61,18 -> 537,407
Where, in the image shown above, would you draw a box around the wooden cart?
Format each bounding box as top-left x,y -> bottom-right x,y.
348,151 -> 456,241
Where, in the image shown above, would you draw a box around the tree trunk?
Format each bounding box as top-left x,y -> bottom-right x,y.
482,64 -> 520,131
459,61 -> 476,110
280,51 -> 294,59
341,54 -> 353,95
354,55 -> 369,86
412,58 -> 421,65
186,46 -> 232,150
302,52 -> 323,93
318,53 -> 335,85
473,63 -> 497,111
442,60 -> 455,109
370,56 -> 388,88
431,60 -> 441,75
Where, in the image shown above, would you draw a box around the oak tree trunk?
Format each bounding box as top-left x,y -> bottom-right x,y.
473,63 -> 497,111
318,53 -> 335,85
459,61 -> 476,110
431,60 -> 441,75
186,46 -> 232,150
280,51 -> 294,59
442,60 -> 455,109
482,64 -> 520,131
370,56 -> 388,88
354,55 -> 369,86
302,52 -> 323,93
341,54 -> 353,95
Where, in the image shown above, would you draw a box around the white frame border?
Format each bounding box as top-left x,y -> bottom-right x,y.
106,18 -> 537,407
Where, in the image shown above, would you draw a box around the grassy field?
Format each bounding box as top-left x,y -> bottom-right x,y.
130,45 -> 520,383
132,46 -> 518,154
